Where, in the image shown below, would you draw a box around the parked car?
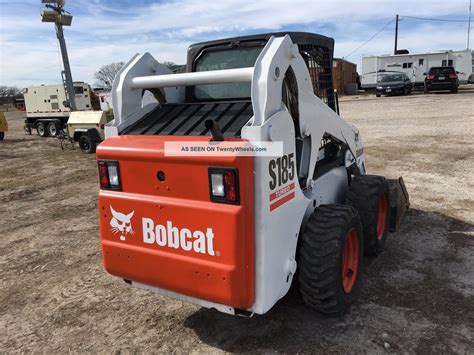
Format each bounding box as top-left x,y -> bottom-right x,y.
376,74 -> 413,97
424,66 -> 459,93
468,73 -> 474,84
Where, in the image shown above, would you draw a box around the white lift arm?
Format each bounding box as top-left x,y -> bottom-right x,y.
130,67 -> 253,89
111,35 -> 361,159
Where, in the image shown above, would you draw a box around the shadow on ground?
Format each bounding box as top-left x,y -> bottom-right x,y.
184,208 -> 474,353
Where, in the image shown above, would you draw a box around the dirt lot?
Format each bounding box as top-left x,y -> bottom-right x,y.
1,89 -> 473,353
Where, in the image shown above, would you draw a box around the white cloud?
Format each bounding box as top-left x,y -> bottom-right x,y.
0,0 -> 471,87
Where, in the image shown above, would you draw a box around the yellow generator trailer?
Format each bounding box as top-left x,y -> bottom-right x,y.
67,111 -> 113,153
0,112 -> 8,140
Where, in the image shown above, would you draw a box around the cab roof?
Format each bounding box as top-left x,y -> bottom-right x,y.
187,31 -> 334,71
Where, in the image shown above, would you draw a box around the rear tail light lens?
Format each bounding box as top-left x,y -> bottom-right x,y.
209,168 -> 239,204
426,74 -> 435,79
449,74 -> 457,79
98,160 -> 121,191
224,170 -> 237,202
98,161 -> 109,189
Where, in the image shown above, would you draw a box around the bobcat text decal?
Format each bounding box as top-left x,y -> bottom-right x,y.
109,205 -> 216,256
142,218 -> 215,256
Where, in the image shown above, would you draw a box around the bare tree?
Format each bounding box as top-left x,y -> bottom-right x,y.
94,60 -> 182,90
161,61 -> 176,69
0,86 -> 21,98
94,62 -> 125,90
160,61 -> 187,73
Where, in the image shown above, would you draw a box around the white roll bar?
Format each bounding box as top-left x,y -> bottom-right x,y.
130,67 -> 254,89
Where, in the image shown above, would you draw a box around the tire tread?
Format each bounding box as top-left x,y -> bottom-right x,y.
298,204 -> 363,315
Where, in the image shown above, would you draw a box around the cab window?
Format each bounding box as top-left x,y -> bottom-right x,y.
193,46 -> 263,100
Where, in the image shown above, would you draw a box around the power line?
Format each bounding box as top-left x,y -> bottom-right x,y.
343,13 -> 471,58
401,15 -> 469,23
343,18 -> 396,58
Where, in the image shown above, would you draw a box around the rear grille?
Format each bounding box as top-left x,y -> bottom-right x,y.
298,44 -> 336,111
121,101 -> 253,137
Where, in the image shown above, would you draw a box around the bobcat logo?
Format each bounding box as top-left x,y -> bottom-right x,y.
110,206 -> 135,241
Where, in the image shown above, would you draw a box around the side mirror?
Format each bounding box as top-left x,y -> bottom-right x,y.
423,72 -> 426,76
456,71 -> 460,74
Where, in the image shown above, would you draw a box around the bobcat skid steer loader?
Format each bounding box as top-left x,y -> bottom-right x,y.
96,32 -> 409,316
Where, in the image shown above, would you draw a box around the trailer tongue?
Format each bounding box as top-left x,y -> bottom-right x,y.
97,32 -> 409,316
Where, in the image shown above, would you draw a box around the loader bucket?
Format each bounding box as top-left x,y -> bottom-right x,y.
387,177 -> 410,232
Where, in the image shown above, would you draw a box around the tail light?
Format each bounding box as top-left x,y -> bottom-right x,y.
426,74 -> 435,79
449,73 -> 457,79
98,160 -> 121,191
209,167 -> 240,204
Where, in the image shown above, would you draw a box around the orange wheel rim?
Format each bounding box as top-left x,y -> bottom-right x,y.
376,192 -> 388,241
342,228 -> 360,293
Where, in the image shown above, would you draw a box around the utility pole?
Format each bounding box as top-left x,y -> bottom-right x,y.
468,0 -> 472,49
394,14 -> 399,55
40,0 -> 76,111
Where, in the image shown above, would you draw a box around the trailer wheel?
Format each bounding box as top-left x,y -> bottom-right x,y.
298,204 -> 363,315
36,122 -> 48,137
0,132 -> 4,141
47,122 -> 58,137
78,134 -> 96,154
345,175 -> 390,256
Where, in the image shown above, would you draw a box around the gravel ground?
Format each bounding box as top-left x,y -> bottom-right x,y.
1,88 -> 473,353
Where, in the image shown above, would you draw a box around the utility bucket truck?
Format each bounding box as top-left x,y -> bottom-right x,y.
97,32 -> 409,316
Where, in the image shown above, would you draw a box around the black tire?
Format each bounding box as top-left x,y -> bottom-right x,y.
0,132 -> 4,141
424,86 -> 428,94
451,87 -> 458,93
47,122 -> 58,137
376,94 -> 381,98
78,135 -> 96,154
345,175 -> 390,256
36,122 -> 48,137
298,204 -> 363,316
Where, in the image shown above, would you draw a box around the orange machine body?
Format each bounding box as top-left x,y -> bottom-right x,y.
97,135 -> 255,309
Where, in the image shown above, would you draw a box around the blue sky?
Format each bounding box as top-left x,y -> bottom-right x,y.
0,0 -> 471,88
